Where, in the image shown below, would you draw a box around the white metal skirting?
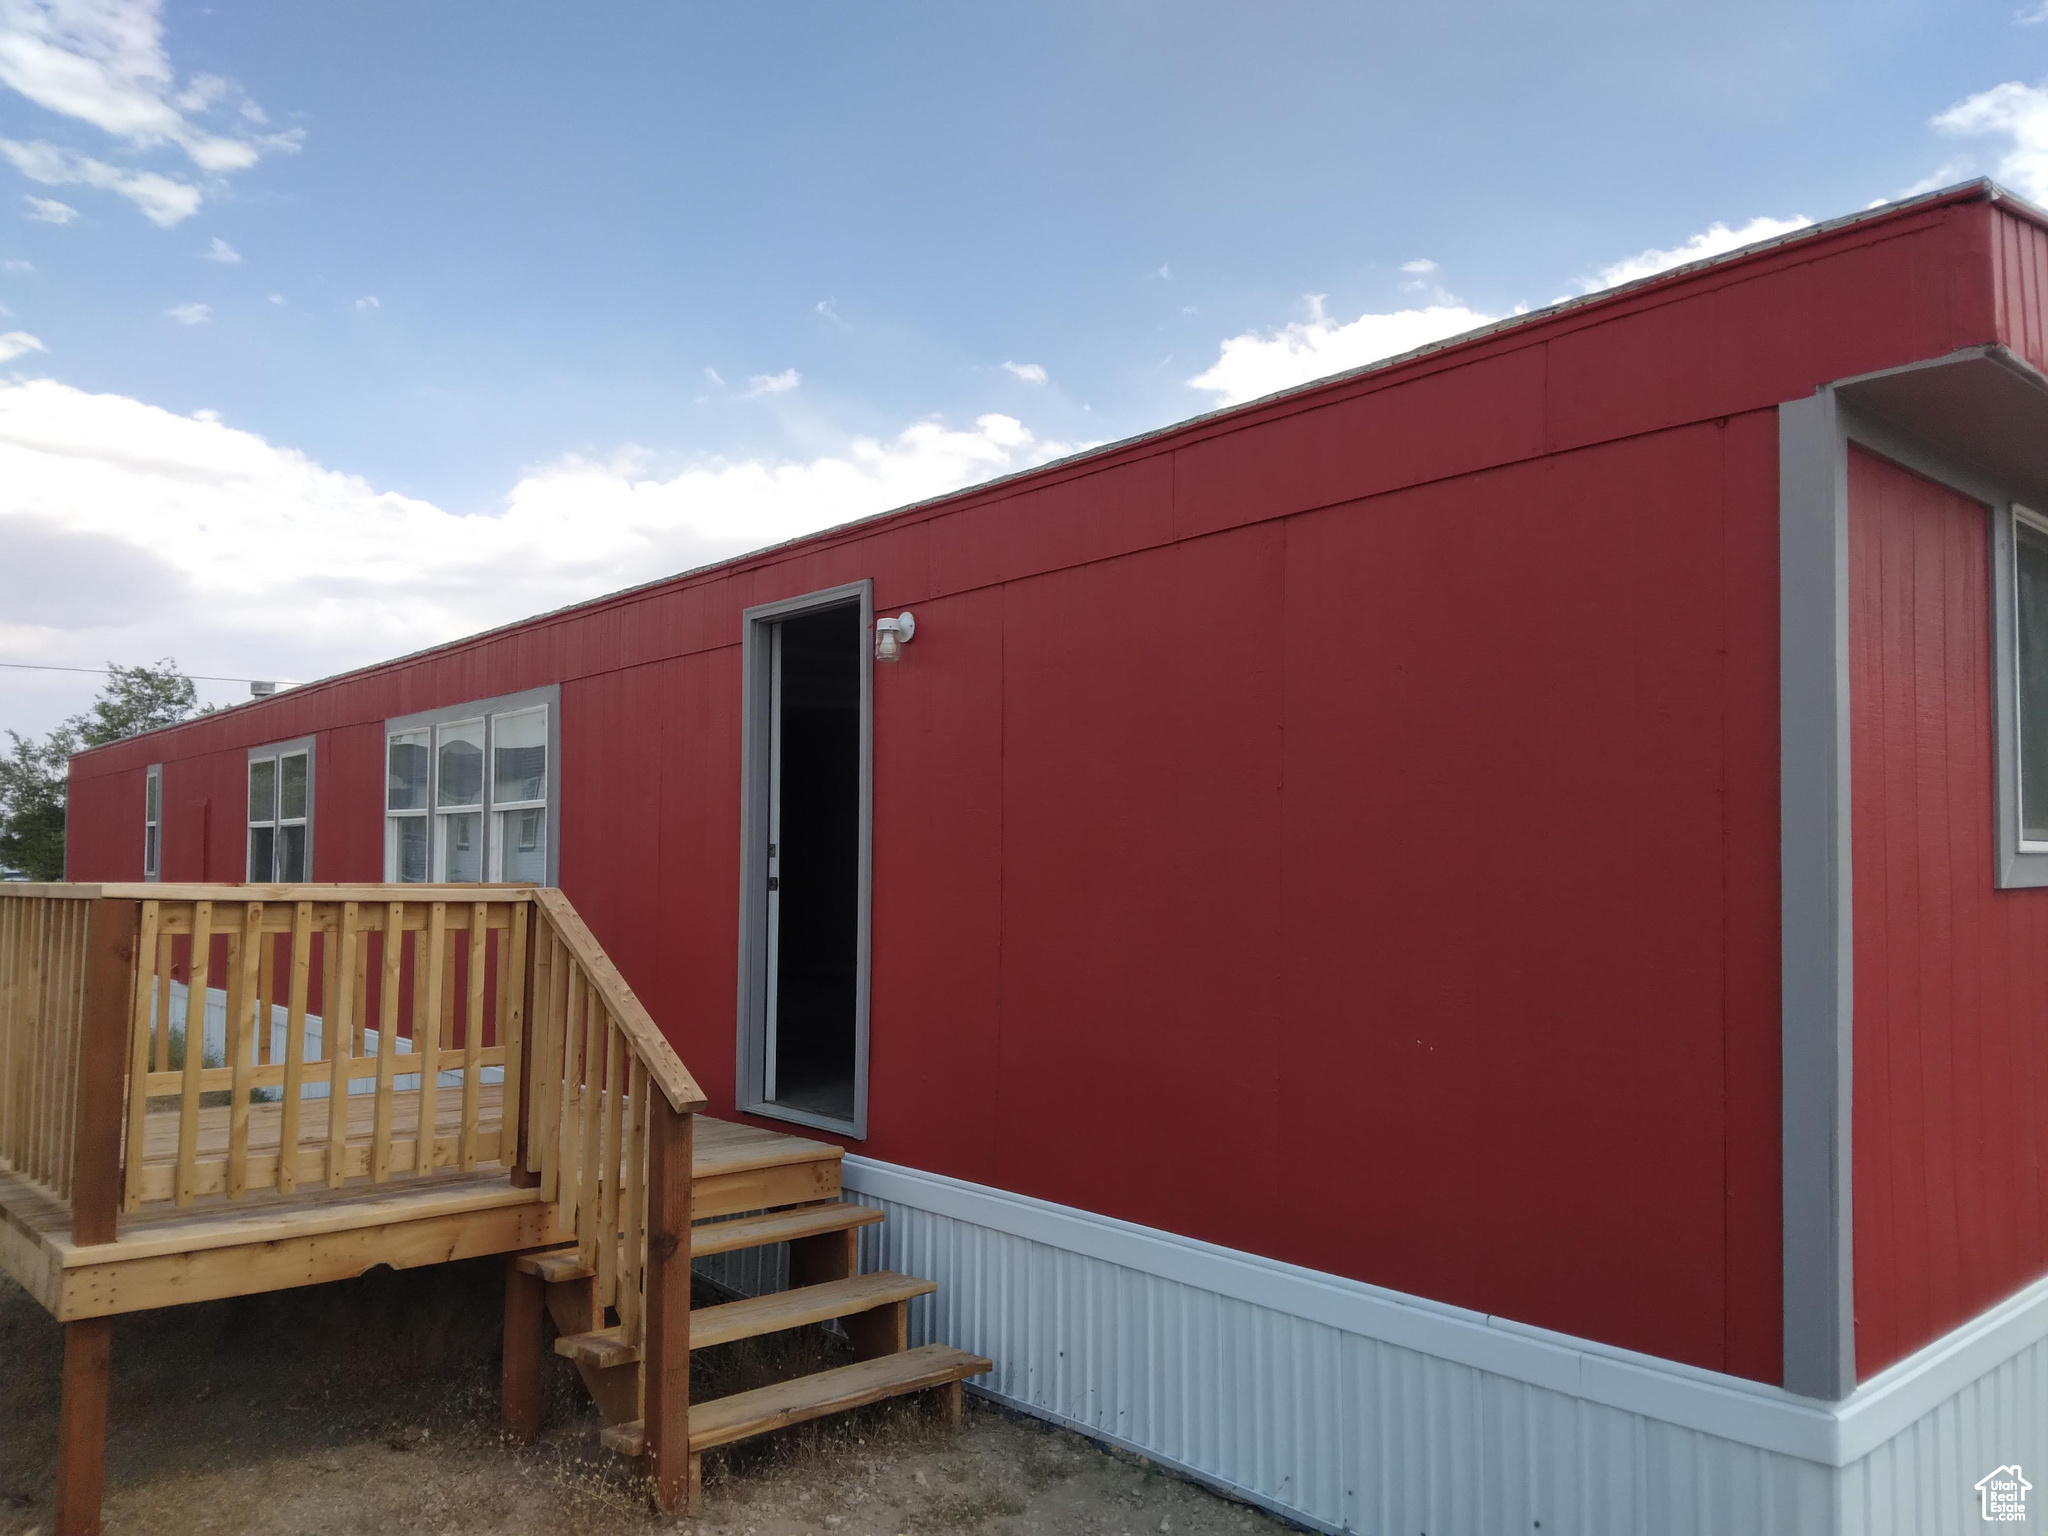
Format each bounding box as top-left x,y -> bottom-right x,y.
779,1155 -> 2048,1536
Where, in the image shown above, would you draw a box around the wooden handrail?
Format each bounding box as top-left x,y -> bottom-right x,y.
4,882 -> 551,900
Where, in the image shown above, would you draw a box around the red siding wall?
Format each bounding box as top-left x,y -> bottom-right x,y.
1849,446 -> 2048,1379
1994,201 -> 2048,380
66,190 -> 2023,1381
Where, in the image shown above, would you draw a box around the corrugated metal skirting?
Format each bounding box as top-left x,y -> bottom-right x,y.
782,1170 -> 2048,1536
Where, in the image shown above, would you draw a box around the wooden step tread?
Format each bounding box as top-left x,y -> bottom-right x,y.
554,1271 -> 934,1367
554,1324 -> 638,1369
515,1247 -> 593,1282
692,1201 -> 884,1258
516,1203 -> 882,1284
604,1343 -> 992,1458
693,1271 -> 937,1351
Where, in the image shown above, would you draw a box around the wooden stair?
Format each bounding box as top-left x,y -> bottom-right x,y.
555,1270 -> 938,1367
503,1119 -> 986,1517
599,1344 -> 992,1458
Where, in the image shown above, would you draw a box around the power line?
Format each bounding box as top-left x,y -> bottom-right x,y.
0,661 -> 288,686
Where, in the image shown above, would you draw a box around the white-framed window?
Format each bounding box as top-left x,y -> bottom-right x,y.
386,728 -> 430,881
143,764 -> 162,881
247,738 -> 313,882
383,689 -> 556,884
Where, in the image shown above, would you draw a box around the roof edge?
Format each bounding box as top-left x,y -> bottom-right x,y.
74,178 -> 2011,765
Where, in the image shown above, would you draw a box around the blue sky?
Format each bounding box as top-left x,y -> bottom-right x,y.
1,0 -> 2046,735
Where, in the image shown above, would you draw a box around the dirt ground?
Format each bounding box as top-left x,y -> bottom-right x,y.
0,1261 -> 1295,1536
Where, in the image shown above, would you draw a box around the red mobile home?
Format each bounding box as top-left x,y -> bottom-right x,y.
66,180 -> 2048,1534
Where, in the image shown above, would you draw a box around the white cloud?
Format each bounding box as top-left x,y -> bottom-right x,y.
815,298 -> 844,325
741,368 -> 800,399
702,365 -> 724,388
200,234 -> 237,262
0,327 -> 42,360
2019,2 -> 2048,22
1576,214 -> 1811,294
0,0 -> 298,174
0,378 -> 1081,735
1001,360 -> 1048,384
2,257 -> 30,272
266,291 -> 281,304
353,294 -> 378,312
1935,81 -> 2048,203
22,191 -> 70,221
163,300 -> 206,324
1400,258 -> 1438,275
1,137 -> 197,224
1188,295 -> 1497,407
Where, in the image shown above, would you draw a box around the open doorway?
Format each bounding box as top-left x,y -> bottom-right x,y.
738,581 -> 871,1135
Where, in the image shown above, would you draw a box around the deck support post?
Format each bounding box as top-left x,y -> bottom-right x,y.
74,899 -> 140,1246
501,1258 -> 544,1443
642,1103 -> 696,1515
54,1315 -> 113,1536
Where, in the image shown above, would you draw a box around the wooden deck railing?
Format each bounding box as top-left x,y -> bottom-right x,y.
0,883 -> 705,1239
522,888 -> 706,1361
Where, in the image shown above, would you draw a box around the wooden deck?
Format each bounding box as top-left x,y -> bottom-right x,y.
4,884 -> 983,1532
1,1099 -> 844,1323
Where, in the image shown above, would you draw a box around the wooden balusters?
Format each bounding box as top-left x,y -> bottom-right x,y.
372,902 -> 403,1181
418,903 -> 446,1173
618,1055 -> 648,1349
175,900 -> 211,1207
576,978 -> 604,1274
555,956 -> 583,1221
503,902 -> 530,1184
597,1015 -> 624,1310
226,902 -> 261,1198
276,902 -> 312,1194
462,902 -> 486,1171
122,901 -> 158,1214
325,901 -> 359,1189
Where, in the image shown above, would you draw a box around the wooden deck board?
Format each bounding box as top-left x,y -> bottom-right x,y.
0,1113 -> 842,1320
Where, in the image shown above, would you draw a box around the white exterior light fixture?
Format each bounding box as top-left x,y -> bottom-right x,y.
875,611 -> 915,662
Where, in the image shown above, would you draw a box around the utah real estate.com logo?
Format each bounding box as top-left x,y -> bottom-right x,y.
1977,1464 -> 2032,1523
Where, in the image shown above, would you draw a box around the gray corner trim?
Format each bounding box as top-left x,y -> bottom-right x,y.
245,734 -> 317,882
382,684 -> 561,887
1779,390 -> 1857,1401
736,579 -> 873,1141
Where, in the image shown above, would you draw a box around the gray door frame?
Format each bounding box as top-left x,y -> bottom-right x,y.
735,578 -> 874,1139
